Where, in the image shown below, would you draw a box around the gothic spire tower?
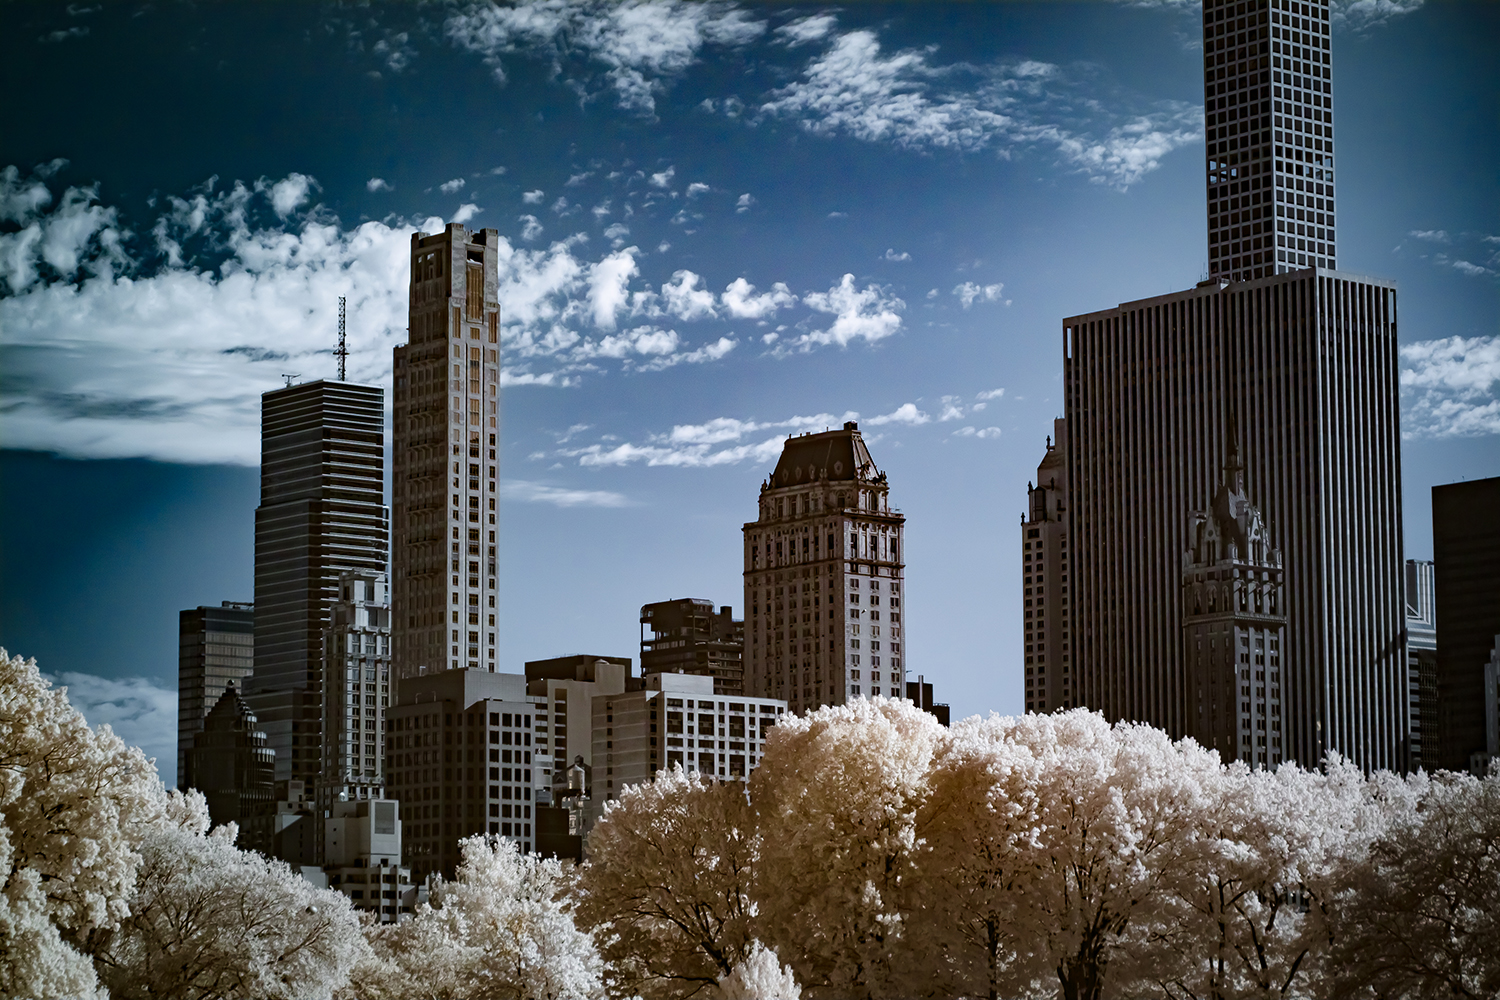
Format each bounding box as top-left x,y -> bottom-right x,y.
1205,0 -> 1337,282
390,224 -> 502,684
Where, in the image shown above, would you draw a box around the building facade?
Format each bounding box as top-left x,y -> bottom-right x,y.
178,601 -> 255,790
183,683 -> 275,853
323,797 -> 414,923
319,570 -> 393,829
1062,269 -> 1406,771
743,423 -> 907,713
1432,476 -> 1500,772
1180,436 -> 1288,767
1022,419 -> 1069,713
390,224 -> 502,683
248,379 -> 387,785
1405,559 -> 1439,770
524,655 -> 636,796
640,599 -> 745,695
384,670 -> 541,882
1205,0 -> 1337,282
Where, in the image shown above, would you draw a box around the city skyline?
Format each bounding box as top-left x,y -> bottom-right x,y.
1,1 -> 1496,787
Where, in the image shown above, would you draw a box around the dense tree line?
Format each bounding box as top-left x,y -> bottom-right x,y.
2,649 -> 1496,1000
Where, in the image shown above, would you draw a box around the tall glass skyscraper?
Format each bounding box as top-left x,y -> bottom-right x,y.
1205,0 -> 1337,282
248,379 -> 387,784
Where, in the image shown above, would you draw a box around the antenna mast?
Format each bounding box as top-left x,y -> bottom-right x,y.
335,296 -> 348,381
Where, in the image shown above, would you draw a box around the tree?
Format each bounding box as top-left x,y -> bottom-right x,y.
0,649 -> 203,998
917,714 -> 1046,1000
94,825 -> 367,1000
716,940 -> 801,1000
1326,767 -> 1500,1000
356,835 -> 604,1000
1007,710 -> 1222,1000
576,765 -> 758,999
750,697 -> 947,999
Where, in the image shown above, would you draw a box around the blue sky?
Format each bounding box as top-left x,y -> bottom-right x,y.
2,0 -> 1496,785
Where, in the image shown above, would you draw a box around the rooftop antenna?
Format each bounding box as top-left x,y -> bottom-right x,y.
281,373 -> 300,388
335,296 -> 348,381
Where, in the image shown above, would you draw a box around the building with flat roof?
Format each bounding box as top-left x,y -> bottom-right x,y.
640,598 -> 745,695
178,601 -> 255,789
744,422 -> 908,713
1432,476 -> 1500,772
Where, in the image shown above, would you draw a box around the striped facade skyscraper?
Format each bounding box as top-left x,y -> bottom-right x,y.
1205,0 -> 1338,282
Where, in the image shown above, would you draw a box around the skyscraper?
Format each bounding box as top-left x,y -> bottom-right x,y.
1061,271 -> 1406,771
320,569 -> 392,809
391,224 -> 502,684
639,598 -> 745,695
1205,0 -> 1337,282
1022,419 -> 1069,714
177,601 -> 255,789
743,423 -> 907,713
248,379 -> 387,785
1432,475 -> 1500,772
1404,559 -> 1438,770
1181,434 -> 1288,767
184,682 -> 275,853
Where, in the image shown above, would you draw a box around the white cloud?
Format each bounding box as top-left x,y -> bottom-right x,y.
650,166 -> 676,189
453,202 -> 483,224
883,249 -> 911,262
366,177 -> 393,193
937,395 -> 964,421
721,277 -> 797,319
565,171 -> 593,187
440,177 -> 466,194
523,189 -> 545,204
51,671 -> 177,782
1333,0 -> 1425,30
551,195 -> 572,215
1451,260 -> 1492,277
793,274 -> 904,350
502,479 -> 630,508
445,1 -> 766,115
1400,335 -> 1500,438
776,14 -> 838,47
976,387 -> 1005,400
662,269 -> 718,320
686,182 -> 710,198
603,221 -> 630,247
954,281 -> 1006,307
735,193 -> 755,213
1409,229 -> 1450,243
951,425 -> 1002,439
562,409 -> 855,468
519,214 -> 544,241
866,402 -> 929,426
266,173 -> 316,217
586,247 -> 641,329
757,29 -> 1201,188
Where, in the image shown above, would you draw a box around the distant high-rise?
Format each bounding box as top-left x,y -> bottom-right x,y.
1432,476 -> 1500,772
1062,270 -> 1406,771
1205,0 -> 1337,282
248,379 -> 387,785
1022,419 -> 1069,714
1181,433 -> 1288,767
177,601 -> 255,789
1405,559 -> 1438,770
320,569 -> 392,809
640,598 -> 745,695
184,683 -> 275,853
743,423 -> 907,713
391,224 -> 502,684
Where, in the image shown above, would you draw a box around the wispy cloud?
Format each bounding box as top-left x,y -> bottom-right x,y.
50,671 -> 177,782
502,479 -> 630,508
954,281 -> 1007,307
1400,335 -> 1500,438
366,177 -> 393,193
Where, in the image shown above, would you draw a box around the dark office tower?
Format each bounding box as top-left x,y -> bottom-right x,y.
178,601 -> 255,790
743,423 -> 907,713
184,683 -> 276,853
1432,476 -> 1500,773
1022,419 -> 1070,714
391,224 -> 502,684
1181,435 -> 1288,768
249,380 -> 387,785
1205,0 -> 1337,283
1404,559 -> 1439,770
639,599 -> 745,695
1064,269 -> 1406,771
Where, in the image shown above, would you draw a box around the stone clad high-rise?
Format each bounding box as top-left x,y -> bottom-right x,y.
391,224 -> 502,683
1205,0 -> 1338,283
743,422 -> 907,714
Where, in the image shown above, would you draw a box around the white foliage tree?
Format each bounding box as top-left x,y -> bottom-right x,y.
716,940 -> 801,1000
750,696 -> 947,999
1325,767 -> 1500,1000
356,834 -> 604,1000
577,765 -> 758,998
0,649 -> 203,999
94,825 -> 367,1000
